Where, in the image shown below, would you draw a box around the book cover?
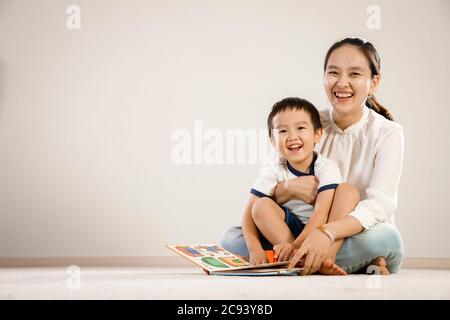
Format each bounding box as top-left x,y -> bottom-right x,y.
166,244 -> 301,276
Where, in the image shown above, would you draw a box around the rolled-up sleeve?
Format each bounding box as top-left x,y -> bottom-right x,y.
349,124 -> 404,229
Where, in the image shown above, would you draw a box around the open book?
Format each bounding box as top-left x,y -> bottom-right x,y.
166,244 -> 301,276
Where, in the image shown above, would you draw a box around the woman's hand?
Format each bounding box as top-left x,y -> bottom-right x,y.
249,248 -> 268,265
273,243 -> 296,262
290,229 -> 333,275
285,176 -> 319,204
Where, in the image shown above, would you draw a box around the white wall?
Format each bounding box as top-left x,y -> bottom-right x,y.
0,0 -> 449,257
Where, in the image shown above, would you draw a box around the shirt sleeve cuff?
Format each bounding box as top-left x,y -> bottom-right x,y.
318,183 -> 339,193
250,188 -> 271,198
349,198 -> 391,230
349,207 -> 378,230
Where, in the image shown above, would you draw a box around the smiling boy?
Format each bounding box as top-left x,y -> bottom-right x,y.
241,97 -> 347,274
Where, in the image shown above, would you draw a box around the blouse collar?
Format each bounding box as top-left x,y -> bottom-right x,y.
328,106 -> 370,134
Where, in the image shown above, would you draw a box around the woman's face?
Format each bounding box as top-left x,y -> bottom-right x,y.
324,45 -> 379,117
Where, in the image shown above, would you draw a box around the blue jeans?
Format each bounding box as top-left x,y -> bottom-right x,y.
219,223 -> 404,274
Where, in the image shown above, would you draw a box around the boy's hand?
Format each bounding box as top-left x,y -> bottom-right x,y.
273,243 -> 296,262
249,248 -> 268,265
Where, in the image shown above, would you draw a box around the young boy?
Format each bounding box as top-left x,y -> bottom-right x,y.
242,97 -> 346,273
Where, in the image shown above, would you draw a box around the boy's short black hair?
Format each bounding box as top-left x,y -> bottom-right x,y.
267,97 -> 322,137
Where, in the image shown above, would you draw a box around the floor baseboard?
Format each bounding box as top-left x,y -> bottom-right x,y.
0,256 -> 449,269
401,257 -> 450,269
0,256 -> 180,268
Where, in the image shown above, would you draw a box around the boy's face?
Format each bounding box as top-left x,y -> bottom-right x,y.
271,109 -> 322,166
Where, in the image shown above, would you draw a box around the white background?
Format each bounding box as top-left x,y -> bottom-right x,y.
0,0 -> 449,257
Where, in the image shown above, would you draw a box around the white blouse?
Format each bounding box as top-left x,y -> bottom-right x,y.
316,106 -> 404,229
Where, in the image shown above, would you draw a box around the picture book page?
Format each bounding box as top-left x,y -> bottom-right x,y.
167,244 -> 290,272
167,244 -> 252,272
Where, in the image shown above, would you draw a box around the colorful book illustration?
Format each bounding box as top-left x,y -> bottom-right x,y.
166,244 -> 302,276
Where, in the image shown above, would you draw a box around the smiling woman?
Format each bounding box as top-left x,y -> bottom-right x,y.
324,38 -> 394,127
220,38 -> 405,275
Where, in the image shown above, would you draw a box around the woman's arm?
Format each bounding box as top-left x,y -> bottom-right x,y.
291,215 -> 363,274
343,125 -> 404,230
325,215 -> 363,239
289,189 -> 343,274
290,125 -> 404,273
293,188 -> 335,248
273,176 -> 319,205
272,189 -> 335,262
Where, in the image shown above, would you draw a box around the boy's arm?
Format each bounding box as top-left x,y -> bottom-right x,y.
241,195 -> 264,253
273,176 -> 319,205
293,189 -> 335,248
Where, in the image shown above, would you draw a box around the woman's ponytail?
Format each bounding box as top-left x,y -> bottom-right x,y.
366,95 -> 394,121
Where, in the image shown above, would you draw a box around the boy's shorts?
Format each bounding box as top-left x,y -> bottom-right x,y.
282,206 -> 305,238
258,205 -> 305,249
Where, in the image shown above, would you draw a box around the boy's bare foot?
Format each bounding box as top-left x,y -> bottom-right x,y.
365,256 -> 390,275
318,258 -> 347,275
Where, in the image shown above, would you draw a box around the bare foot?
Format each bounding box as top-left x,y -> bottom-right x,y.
365,256 -> 390,275
318,258 -> 347,275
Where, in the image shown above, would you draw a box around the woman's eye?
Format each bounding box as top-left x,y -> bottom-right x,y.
279,130 -> 287,133
328,71 -> 338,75
350,72 -> 360,77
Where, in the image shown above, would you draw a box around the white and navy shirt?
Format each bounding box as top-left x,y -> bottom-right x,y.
250,152 -> 342,224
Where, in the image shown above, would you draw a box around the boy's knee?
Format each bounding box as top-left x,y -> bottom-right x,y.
251,197 -> 274,221
336,183 -> 360,203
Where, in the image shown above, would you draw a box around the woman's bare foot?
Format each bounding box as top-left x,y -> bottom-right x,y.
365,256 -> 390,275
318,258 -> 347,275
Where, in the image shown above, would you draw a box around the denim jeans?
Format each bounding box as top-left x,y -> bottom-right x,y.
219,223 -> 404,274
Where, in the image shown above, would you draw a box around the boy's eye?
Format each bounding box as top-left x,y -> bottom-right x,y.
279,129 -> 287,133
297,126 -> 306,130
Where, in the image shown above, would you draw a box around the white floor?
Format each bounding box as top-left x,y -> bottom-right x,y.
0,266 -> 449,299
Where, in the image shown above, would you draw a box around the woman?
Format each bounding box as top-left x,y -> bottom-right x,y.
219,37 -> 404,275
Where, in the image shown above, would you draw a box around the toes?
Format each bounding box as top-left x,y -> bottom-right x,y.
370,257 -> 389,275
373,257 -> 387,267
319,262 -> 346,276
333,265 -> 346,275
373,266 -> 389,275
380,266 -> 390,275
